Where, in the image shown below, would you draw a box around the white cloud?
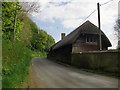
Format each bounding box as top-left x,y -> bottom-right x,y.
62,19 -> 83,29
108,33 -> 118,49
36,0 -> 118,28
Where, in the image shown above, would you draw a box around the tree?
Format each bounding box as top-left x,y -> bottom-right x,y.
13,2 -> 40,42
2,2 -> 40,42
2,2 -> 23,41
46,35 -> 55,51
31,28 -> 55,52
20,2 -> 40,14
114,17 -> 120,49
2,2 -> 55,52
31,29 -> 47,51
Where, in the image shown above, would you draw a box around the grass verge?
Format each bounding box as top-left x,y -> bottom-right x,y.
2,39 -> 47,88
2,39 -> 32,88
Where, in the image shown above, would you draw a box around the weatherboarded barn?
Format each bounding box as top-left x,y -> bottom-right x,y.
47,21 -> 112,64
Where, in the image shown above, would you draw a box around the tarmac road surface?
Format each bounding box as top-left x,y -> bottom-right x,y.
28,58 -> 118,88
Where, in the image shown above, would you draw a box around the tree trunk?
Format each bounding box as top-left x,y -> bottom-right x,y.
13,13 -> 17,42
13,3 -> 17,42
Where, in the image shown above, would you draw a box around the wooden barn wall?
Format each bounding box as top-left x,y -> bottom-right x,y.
72,34 -> 108,53
72,34 -> 99,52
47,45 -> 72,64
72,44 -> 99,53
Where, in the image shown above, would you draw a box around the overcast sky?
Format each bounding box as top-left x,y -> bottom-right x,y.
19,0 -> 119,49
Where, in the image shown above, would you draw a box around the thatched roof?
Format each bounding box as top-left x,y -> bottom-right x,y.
51,20 -> 112,50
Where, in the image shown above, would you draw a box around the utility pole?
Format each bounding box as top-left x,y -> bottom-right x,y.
97,3 -> 102,50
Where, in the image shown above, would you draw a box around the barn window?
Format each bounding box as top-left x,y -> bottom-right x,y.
86,36 -> 97,44
86,36 -> 89,42
93,38 -> 96,42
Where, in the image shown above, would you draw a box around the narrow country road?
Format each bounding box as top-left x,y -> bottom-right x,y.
28,58 -> 118,88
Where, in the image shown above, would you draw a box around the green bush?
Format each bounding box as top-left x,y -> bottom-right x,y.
2,39 -> 32,88
31,50 -> 47,58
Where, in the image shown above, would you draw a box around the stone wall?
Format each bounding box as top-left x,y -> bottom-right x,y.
71,50 -> 120,73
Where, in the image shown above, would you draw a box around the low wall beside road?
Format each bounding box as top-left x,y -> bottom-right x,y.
71,50 -> 120,73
